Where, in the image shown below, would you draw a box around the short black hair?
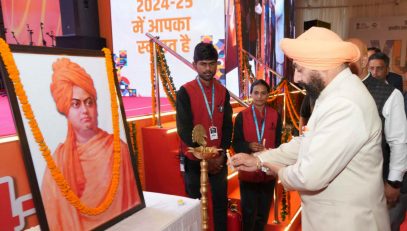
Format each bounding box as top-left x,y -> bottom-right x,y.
368,52 -> 390,66
193,42 -> 218,63
367,47 -> 381,53
250,79 -> 270,94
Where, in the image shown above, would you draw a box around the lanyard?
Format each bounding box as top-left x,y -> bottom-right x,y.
252,105 -> 266,144
197,77 -> 215,124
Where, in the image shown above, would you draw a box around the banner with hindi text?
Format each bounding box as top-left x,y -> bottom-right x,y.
111,0 -> 225,96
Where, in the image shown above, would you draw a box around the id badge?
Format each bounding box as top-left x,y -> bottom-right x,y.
209,126 -> 218,140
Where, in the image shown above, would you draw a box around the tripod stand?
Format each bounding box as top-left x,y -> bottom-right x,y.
11,31 -> 19,45
46,30 -> 55,47
40,22 -> 47,46
26,24 -> 34,46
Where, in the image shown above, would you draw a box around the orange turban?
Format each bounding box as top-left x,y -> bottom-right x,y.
280,27 -> 360,70
50,58 -> 97,115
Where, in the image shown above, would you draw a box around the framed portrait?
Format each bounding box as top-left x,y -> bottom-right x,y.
0,45 -> 145,231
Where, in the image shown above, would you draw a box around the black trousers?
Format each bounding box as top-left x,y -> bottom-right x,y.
184,157 -> 228,231
239,180 -> 275,231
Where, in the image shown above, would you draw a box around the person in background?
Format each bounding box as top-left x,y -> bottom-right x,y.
176,42 -> 233,231
356,47 -> 407,231
367,46 -> 381,58
232,79 -> 281,231
368,48 -> 404,93
230,27 -> 390,231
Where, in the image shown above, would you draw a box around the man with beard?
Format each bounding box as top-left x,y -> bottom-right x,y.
230,27 -> 390,231
348,39 -> 407,231
298,94 -> 315,135
176,42 -> 233,231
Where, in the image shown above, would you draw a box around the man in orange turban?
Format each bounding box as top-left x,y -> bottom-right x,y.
41,58 -> 140,231
231,27 -> 390,231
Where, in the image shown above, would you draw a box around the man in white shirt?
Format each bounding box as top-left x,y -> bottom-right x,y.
231,27 -> 390,231
363,50 -> 407,231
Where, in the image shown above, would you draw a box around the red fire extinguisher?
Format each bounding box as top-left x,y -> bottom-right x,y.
227,199 -> 242,231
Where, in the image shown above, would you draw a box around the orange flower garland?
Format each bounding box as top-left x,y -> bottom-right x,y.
284,84 -> 300,131
149,40 -> 157,125
265,80 -> 300,131
155,43 -> 177,109
0,38 -> 122,215
268,80 -> 286,103
284,85 -> 300,120
234,0 -> 245,97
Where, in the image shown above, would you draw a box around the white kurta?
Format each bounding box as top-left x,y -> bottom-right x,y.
260,68 -> 390,231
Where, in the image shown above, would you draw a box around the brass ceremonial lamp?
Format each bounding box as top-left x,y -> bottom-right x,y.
188,124 -> 221,231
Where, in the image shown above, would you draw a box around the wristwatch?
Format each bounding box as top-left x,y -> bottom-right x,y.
256,155 -> 270,173
387,180 -> 402,189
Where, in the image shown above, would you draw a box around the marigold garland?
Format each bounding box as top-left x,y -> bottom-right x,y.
285,85 -> 300,120
267,80 -> 300,131
284,85 -> 300,131
263,79 -> 298,220
268,80 -> 286,103
155,44 -> 177,109
149,40 -> 157,125
0,38 -> 122,215
281,189 -> 288,220
234,0 -> 245,97
156,45 -> 176,96
280,125 -> 293,221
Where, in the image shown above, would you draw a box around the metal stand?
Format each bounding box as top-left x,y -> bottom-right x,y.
26,24 -> 33,46
11,31 -> 19,45
46,31 -> 56,47
200,159 -> 209,230
153,42 -> 162,127
188,125 -> 220,230
40,22 -> 47,46
272,180 -> 280,224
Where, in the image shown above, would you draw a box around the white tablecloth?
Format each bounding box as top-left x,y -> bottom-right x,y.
107,191 -> 201,231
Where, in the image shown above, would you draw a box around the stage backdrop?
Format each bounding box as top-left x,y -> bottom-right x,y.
349,15 -> 407,92
110,0 -> 225,97
0,0 -> 62,46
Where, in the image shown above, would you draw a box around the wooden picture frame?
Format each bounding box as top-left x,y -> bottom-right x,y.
0,45 -> 145,231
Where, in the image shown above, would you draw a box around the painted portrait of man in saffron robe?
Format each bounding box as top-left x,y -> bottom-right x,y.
41,58 -> 140,230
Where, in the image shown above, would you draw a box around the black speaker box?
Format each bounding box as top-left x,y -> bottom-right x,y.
304,20 -> 331,31
57,0 -> 105,49
56,35 -> 106,50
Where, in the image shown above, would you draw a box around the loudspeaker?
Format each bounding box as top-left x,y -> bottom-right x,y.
304,20 -> 331,31
56,0 -> 106,49
56,35 -> 106,50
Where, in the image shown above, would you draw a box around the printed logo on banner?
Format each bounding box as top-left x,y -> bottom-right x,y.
0,176 -> 36,231
114,50 -> 138,96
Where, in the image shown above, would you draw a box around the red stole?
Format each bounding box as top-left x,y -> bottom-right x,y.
182,79 -> 226,160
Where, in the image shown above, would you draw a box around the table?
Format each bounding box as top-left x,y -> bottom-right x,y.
108,191 -> 201,231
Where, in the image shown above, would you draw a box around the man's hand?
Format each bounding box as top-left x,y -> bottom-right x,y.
384,182 -> 401,208
207,154 -> 225,174
249,142 -> 265,152
229,153 -> 259,172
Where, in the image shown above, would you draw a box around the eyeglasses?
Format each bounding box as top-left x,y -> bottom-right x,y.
368,66 -> 386,72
